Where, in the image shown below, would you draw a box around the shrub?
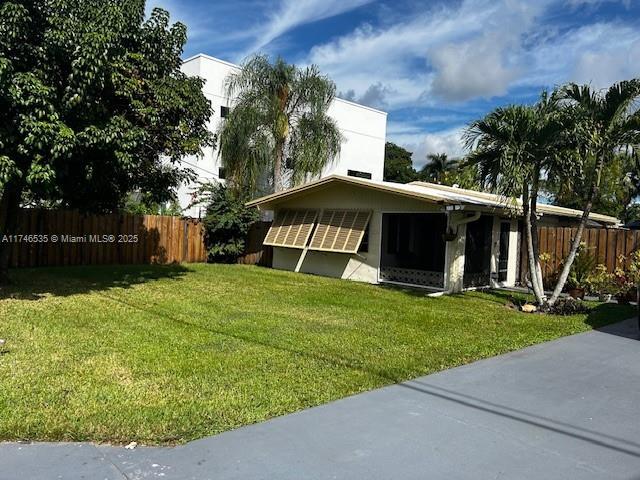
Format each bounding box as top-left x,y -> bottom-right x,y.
541,297 -> 592,315
194,183 -> 259,263
587,264 -> 618,296
613,251 -> 640,300
566,243 -> 596,290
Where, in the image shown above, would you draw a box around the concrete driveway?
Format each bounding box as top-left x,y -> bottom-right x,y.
2,319 -> 639,480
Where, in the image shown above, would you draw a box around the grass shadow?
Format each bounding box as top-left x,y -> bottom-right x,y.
0,264 -> 192,301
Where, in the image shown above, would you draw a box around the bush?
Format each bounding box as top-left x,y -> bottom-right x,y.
566,243 -> 596,290
124,193 -> 183,216
195,183 -> 259,263
613,250 -> 640,300
587,264 -> 617,296
541,298 -> 592,315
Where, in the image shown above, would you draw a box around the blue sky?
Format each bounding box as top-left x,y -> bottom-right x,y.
148,0 -> 640,168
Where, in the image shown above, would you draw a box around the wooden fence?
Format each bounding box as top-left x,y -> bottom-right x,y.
518,226 -> 640,284
8,208 -> 207,268
237,221 -> 273,267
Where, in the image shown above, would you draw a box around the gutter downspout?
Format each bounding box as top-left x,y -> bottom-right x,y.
446,211 -> 481,239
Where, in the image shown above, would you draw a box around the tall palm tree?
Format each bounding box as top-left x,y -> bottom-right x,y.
420,153 -> 459,183
548,80 -> 640,304
218,55 -> 342,195
464,92 -> 572,305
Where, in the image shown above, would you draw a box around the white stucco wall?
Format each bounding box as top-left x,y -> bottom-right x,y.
176,54 -> 387,218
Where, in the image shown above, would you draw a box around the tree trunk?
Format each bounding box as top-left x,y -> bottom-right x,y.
273,139 -> 285,192
548,155 -> 605,305
523,184 -> 545,304
0,183 -> 21,284
529,168 -> 546,301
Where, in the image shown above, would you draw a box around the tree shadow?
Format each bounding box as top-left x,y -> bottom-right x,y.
0,264 -> 192,301
96,290 -> 640,458
586,304 -> 638,339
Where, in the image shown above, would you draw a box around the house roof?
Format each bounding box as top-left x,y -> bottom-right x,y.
247,175 -> 621,226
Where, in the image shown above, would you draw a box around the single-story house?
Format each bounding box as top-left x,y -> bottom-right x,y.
247,175 -> 620,293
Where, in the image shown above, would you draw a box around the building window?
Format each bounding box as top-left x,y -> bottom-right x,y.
218,167 -> 226,180
221,106 -> 229,118
348,169 -> 372,179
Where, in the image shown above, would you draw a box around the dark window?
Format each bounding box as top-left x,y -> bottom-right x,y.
358,224 -> 369,253
347,169 -> 372,179
220,106 -> 229,118
218,167 -> 226,180
381,213 -> 447,271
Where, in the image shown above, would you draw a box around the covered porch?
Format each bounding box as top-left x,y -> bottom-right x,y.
378,210 -> 518,293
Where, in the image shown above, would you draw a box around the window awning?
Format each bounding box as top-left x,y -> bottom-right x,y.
263,209 -> 318,249
308,210 -> 371,253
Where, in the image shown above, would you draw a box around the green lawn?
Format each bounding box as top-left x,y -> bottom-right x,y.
0,264 -> 633,445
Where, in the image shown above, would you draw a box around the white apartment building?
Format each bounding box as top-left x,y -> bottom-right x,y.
177,54 -> 388,217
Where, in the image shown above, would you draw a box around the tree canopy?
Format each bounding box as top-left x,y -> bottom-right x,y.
465,91 -> 575,305
383,142 -> 416,183
545,152 -> 640,220
419,153 -> 459,184
465,82 -> 640,306
0,0 -> 213,280
218,55 -> 341,195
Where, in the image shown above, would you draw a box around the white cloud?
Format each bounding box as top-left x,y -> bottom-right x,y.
519,21 -> 640,90
565,0 -> 631,6
429,33 -> 521,101
340,82 -> 394,109
387,122 -> 466,167
305,0 -> 551,108
304,0 -> 640,110
245,0 -> 374,56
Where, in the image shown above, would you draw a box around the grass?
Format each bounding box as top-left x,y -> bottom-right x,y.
0,264 -> 633,445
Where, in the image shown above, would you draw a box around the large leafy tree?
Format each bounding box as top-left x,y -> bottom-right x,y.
545,151 -> 640,219
440,162 -> 481,190
465,92 -> 574,305
547,81 -> 640,304
383,142 -> 417,183
218,55 -> 342,195
0,0 -> 213,282
418,153 -> 459,184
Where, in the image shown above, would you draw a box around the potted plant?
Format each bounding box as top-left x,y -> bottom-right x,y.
614,251 -> 640,304
565,244 -> 596,300
587,264 -> 617,302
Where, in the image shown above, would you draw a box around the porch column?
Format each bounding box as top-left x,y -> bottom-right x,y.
444,212 -> 468,293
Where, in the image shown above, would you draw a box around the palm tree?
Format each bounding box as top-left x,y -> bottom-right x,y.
218,55 -> 342,195
420,153 -> 459,183
464,92 -> 572,305
548,80 -> 640,304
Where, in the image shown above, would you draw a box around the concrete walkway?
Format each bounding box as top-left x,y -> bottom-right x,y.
2,319 -> 639,480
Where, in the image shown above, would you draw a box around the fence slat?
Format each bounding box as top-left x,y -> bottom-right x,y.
8,208 -> 208,268
518,225 -> 639,284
